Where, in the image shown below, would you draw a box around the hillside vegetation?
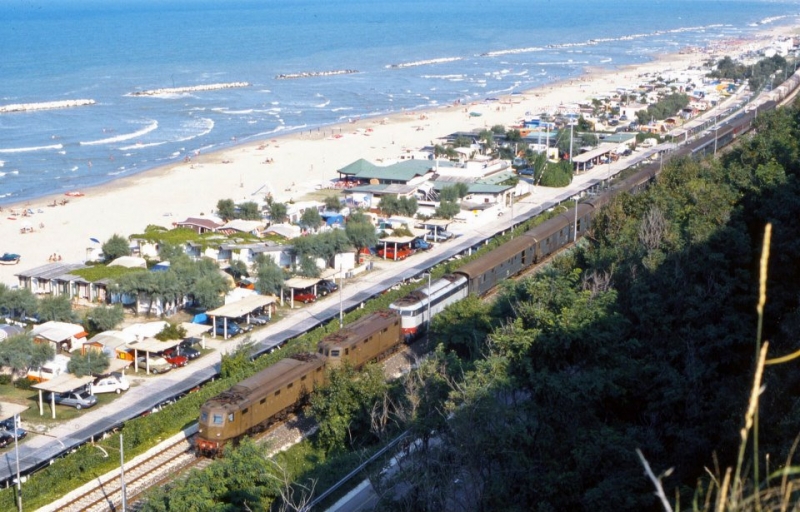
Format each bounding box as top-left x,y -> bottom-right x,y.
143,103 -> 800,511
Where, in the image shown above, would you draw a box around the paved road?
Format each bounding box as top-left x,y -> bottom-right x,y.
0,148 -> 657,485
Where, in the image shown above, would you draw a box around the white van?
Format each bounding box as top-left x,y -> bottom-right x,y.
92,373 -> 130,394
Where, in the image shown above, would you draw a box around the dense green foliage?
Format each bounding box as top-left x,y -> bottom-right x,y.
101,234 -> 131,262
37,295 -> 77,323
155,322 -> 187,341
635,92 -> 689,125
300,207 -> 323,230
378,195 -> 419,217
709,54 -> 792,92
67,350 -> 110,377
84,304 -> 125,335
0,334 -> 54,380
254,255 -> 285,295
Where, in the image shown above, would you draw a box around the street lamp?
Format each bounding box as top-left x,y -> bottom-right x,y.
14,414 -> 21,512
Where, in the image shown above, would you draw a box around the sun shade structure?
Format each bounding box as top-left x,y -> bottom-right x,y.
32,374 -> 95,418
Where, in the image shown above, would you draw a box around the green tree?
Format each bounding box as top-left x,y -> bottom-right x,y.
324,195 -> 342,212
220,339 -> 257,380
297,255 -> 321,278
85,305 -> 125,334
267,201 -> 288,224
345,221 -> 378,254
38,295 -> 76,323
228,260 -> 249,281
0,334 -> 54,380
155,322 -> 187,341
430,295 -> 494,361
378,195 -> 401,216
158,242 -> 186,262
67,350 -> 110,377
435,200 -> 461,219
398,196 -> 419,217
310,363 -> 389,453
300,208 -> 323,231
254,256 -> 284,295
6,287 -> 38,320
237,201 -> 262,220
102,234 -> 130,262
216,199 -> 236,221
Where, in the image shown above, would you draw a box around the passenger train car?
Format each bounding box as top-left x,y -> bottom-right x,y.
389,274 -> 468,339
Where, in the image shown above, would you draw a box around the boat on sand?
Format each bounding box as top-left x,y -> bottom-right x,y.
0,253 -> 20,265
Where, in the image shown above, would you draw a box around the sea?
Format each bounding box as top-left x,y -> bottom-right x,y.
0,0 -> 798,207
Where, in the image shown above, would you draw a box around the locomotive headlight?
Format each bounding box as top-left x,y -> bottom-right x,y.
216,433 -> 220,437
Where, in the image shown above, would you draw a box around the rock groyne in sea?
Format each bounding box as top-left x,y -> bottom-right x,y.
0,99 -> 96,114
129,82 -> 251,96
275,69 -> 358,79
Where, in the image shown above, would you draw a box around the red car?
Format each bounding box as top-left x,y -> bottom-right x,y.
293,290 -> 317,304
377,246 -> 414,260
162,349 -> 188,368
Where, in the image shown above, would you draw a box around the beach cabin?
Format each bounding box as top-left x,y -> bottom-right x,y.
174,217 -> 222,234
31,321 -> 88,353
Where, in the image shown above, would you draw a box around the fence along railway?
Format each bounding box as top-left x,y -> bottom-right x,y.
21,68 -> 800,509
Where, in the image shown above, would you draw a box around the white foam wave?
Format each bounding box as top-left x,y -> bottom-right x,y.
0,143 -> 64,154
481,23 -> 729,57
80,120 -> 158,146
331,107 -> 353,112
421,74 -> 467,80
387,56 -> 462,68
315,99 -> 331,108
118,141 -> 167,150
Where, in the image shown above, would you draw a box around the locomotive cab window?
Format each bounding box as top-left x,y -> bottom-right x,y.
331,349 -> 340,357
318,347 -> 324,354
201,411 -> 208,422
345,348 -> 349,355
213,414 -> 224,425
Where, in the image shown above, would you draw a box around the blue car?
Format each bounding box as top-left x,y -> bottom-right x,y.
214,320 -> 242,337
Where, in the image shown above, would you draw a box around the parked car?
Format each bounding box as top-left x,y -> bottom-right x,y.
0,431 -> 13,449
0,418 -> 26,440
317,279 -> 339,296
247,315 -> 271,326
136,356 -> 172,374
162,349 -> 188,368
293,290 -> 317,304
214,320 -> 242,337
425,230 -> 453,242
178,341 -> 202,360
412,238 -> 432,251
518,167 -> 535,176
92,373 -> 130,394
45,390 -> 98,410
377,246 -> 414,260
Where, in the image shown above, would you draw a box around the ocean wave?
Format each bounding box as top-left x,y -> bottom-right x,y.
80,120 -> 158,146
118,141 -> 167,150
481,23 -> 730,57
387,57 -> 462,69
315,99 -> 331,108
331,107 -> 353,112
0,99 -> 95,114
0,143 -> 64,154
421,74 -> 467,80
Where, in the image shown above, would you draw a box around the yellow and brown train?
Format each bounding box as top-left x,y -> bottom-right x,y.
196,310 -> 402,455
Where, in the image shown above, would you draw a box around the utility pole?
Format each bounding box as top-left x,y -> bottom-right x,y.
120,434 -> 127,512
15,414 -> 21,512
339,263 -> 344,328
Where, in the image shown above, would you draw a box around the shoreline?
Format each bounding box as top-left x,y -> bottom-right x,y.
0,25 -> 794,287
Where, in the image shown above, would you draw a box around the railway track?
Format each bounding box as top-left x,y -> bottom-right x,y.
43,342 -> 425,512
52,435 -> 203,512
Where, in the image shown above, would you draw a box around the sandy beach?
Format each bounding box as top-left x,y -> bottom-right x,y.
0,26 -> 794,288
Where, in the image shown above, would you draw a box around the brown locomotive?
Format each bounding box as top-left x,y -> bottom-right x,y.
196,310 -> 402,455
